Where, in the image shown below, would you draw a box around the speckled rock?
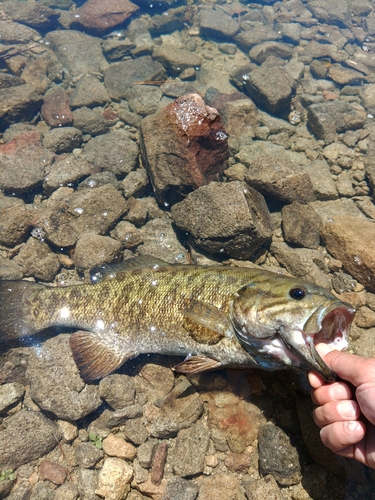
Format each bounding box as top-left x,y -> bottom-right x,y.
99,374 -> 136,410
72,106 -> 118,136
197,472 -> 246,500
281,202 -> 322,249
102,434 -> 137,460
153,45 -> 202,75
26,334 -> 102,420
0,382 -> 25,413
14,237 -> 60,281
162,476 -> 199,500
140,93 -> 229,205
70,75 -> 110,109
43,126 -> 83,154
43,154 -> 91,195
41,88 -> 74,128
0,203 -> 34,247
72,233 -> 123,270
321,215 -> 375,293
199,5 -> 240,40
0,410 -> 62,469
83,130 -> 139,177
39,459 -> 67,485
172,422 -> 210,477
0,84 -> 43,132
171,181 -> 272,259
75,442 -> 104,468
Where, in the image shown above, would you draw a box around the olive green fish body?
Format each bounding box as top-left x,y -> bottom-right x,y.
0,256 -> 355,381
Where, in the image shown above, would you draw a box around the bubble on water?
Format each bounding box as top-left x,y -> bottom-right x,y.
151,280 -> 158,286
102,211 -> 108,216
219,248 -> 224,253
216,131 -> 227,141
327,217 -> 334,223
353,255 -> 362,265
163,201 -> 169,207
367,113 -> 374,119
159,232 -> 166,238
31,227 -> 46,241
362,45 -> 369,52
74,207 -> 84,214
175,253 -> 185,261
242,73 -> 250,81
74,14 -> 80,18
87,179 -> 97,188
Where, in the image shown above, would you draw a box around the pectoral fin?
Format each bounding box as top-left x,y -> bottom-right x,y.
182,300 -> 232,345
70,331 -> 135,381
174,355 -> 222,374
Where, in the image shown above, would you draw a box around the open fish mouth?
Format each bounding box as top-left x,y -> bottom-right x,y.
280,302 -> 356,382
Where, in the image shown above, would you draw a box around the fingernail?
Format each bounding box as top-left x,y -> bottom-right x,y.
315,343 -> 332,357
337,400 -> 357,418
345,421 -> 360,432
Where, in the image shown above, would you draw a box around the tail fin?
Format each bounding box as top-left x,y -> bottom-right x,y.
0,281 -> 45,343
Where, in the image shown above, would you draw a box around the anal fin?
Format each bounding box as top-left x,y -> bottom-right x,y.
69,331 -> 134,381
174,355 -> 222,374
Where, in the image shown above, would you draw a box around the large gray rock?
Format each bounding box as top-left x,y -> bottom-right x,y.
238,142 -> 313,204
0,85 -> 42,132
172,422 -> 210,477
199,5 -> 240,40
244,65 -> 293,116
104,56 -> 166,101
0,410 -> 62,469
308,100 -> 366,144
26,334 -> 102,420
45,30 -> 109,78
171,181 -> 272,259
305,0 -> 352,27
235,26 -> 282,52
153,45 -> 202,75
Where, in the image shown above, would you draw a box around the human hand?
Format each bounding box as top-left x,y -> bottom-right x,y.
308,344 -> 375,469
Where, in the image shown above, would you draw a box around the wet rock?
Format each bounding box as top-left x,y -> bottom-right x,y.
321,215 -> 375,293
258,422 -> 301,486
238,142 -> 313,204
0,20 -> 41,43
110,221 -> 143,249
26,334 -> 102,420
235,26 -> 281,52
102,37 -> 136,61
43,126 -> 83,154
244,474 -> 282,500
171,181 -> 271,259
41,88 -> 74,128
39,459 -> 67,485
162,476 -> 199,500
42,184 -> 128,247
305,0 -> 351,28
0,410 -> 62,469
0,203 -> 34,247
360,84 -> 375,114
124,85 -> 162,117
75,442 -> 104,468
134,363 -> 175,404
148,6 -> 187,36
307,100 -> 366,144
14,238 -> 60,281
281,202 -> 322,249
69,75 -> 110,109
270,242 -> 330,288
302,159 -> 338,200
244,64 -> 292,116
328,65 -> 364,85
0,258 -> 23,281
0,84 -> 43,132
140,93 -> 228,205
138,218 -> 189,264
103,434 -> 137,460
220,98 -> 259,141
172,422 -> 209,477
43,154 -> 91,195
107,404 -> 143,428
83,130 -> 139,177
199,5 -> 240,40
153,45 -> 202,75
197,473 -> 245,500
72,233 -> 123,270
3,1 -> 59,29
122,170 -> 149,199
0,382 -> 24,413
123,417 -> 149,445
0,73 -> 24,89
72,106 -> 118,136
71,0 -> 139,34
249,42 -> 294,65
124,197 -> 148,227
77,468 -> 99,500
99,374 -> 135,410
137,438 -> 159,468
104,56 -> 166,101
0,133 -> 54,193
55,482 -> 79,500
30,482 -> 55,499
147,378 -> 204,439
46,30 -> 108,78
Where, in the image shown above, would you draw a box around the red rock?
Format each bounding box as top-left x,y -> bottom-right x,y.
39,459 -> 67,485
0,132 -> 42,155
73,0 -> 139,33
140,93 -> 229,204
41,88 -> 74,128
224,451 -> 251,472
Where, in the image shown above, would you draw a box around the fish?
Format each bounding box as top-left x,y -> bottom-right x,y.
0,255 -> 355,382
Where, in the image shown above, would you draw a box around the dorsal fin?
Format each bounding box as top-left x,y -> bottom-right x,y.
90,255 -> 169,284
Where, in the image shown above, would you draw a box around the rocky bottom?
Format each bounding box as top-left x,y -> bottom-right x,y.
0,341 -> 374,500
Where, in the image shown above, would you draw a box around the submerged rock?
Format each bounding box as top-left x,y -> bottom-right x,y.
171,181 -> 272,259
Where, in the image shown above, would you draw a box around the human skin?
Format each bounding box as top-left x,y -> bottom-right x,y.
309,344 -> 375,469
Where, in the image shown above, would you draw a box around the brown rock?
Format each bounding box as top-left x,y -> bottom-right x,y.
72,0 -> 139,33
39,459 -> 67,485
354,306 -> 375,328
102,434 -> 136,460
321,216 -> 375,293
281,202 -> 322,249
197,472 -> 246,500
224,452 -> 251,472
140,93 -> 229,205
41,88 -> 74,128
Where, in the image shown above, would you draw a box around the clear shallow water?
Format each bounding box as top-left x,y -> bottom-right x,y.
1,0 -> 375,499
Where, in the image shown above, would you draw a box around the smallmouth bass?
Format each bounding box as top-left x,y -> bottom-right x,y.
0,256 -> 355,381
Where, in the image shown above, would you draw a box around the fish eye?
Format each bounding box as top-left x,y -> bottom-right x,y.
289,287 -> 306,300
